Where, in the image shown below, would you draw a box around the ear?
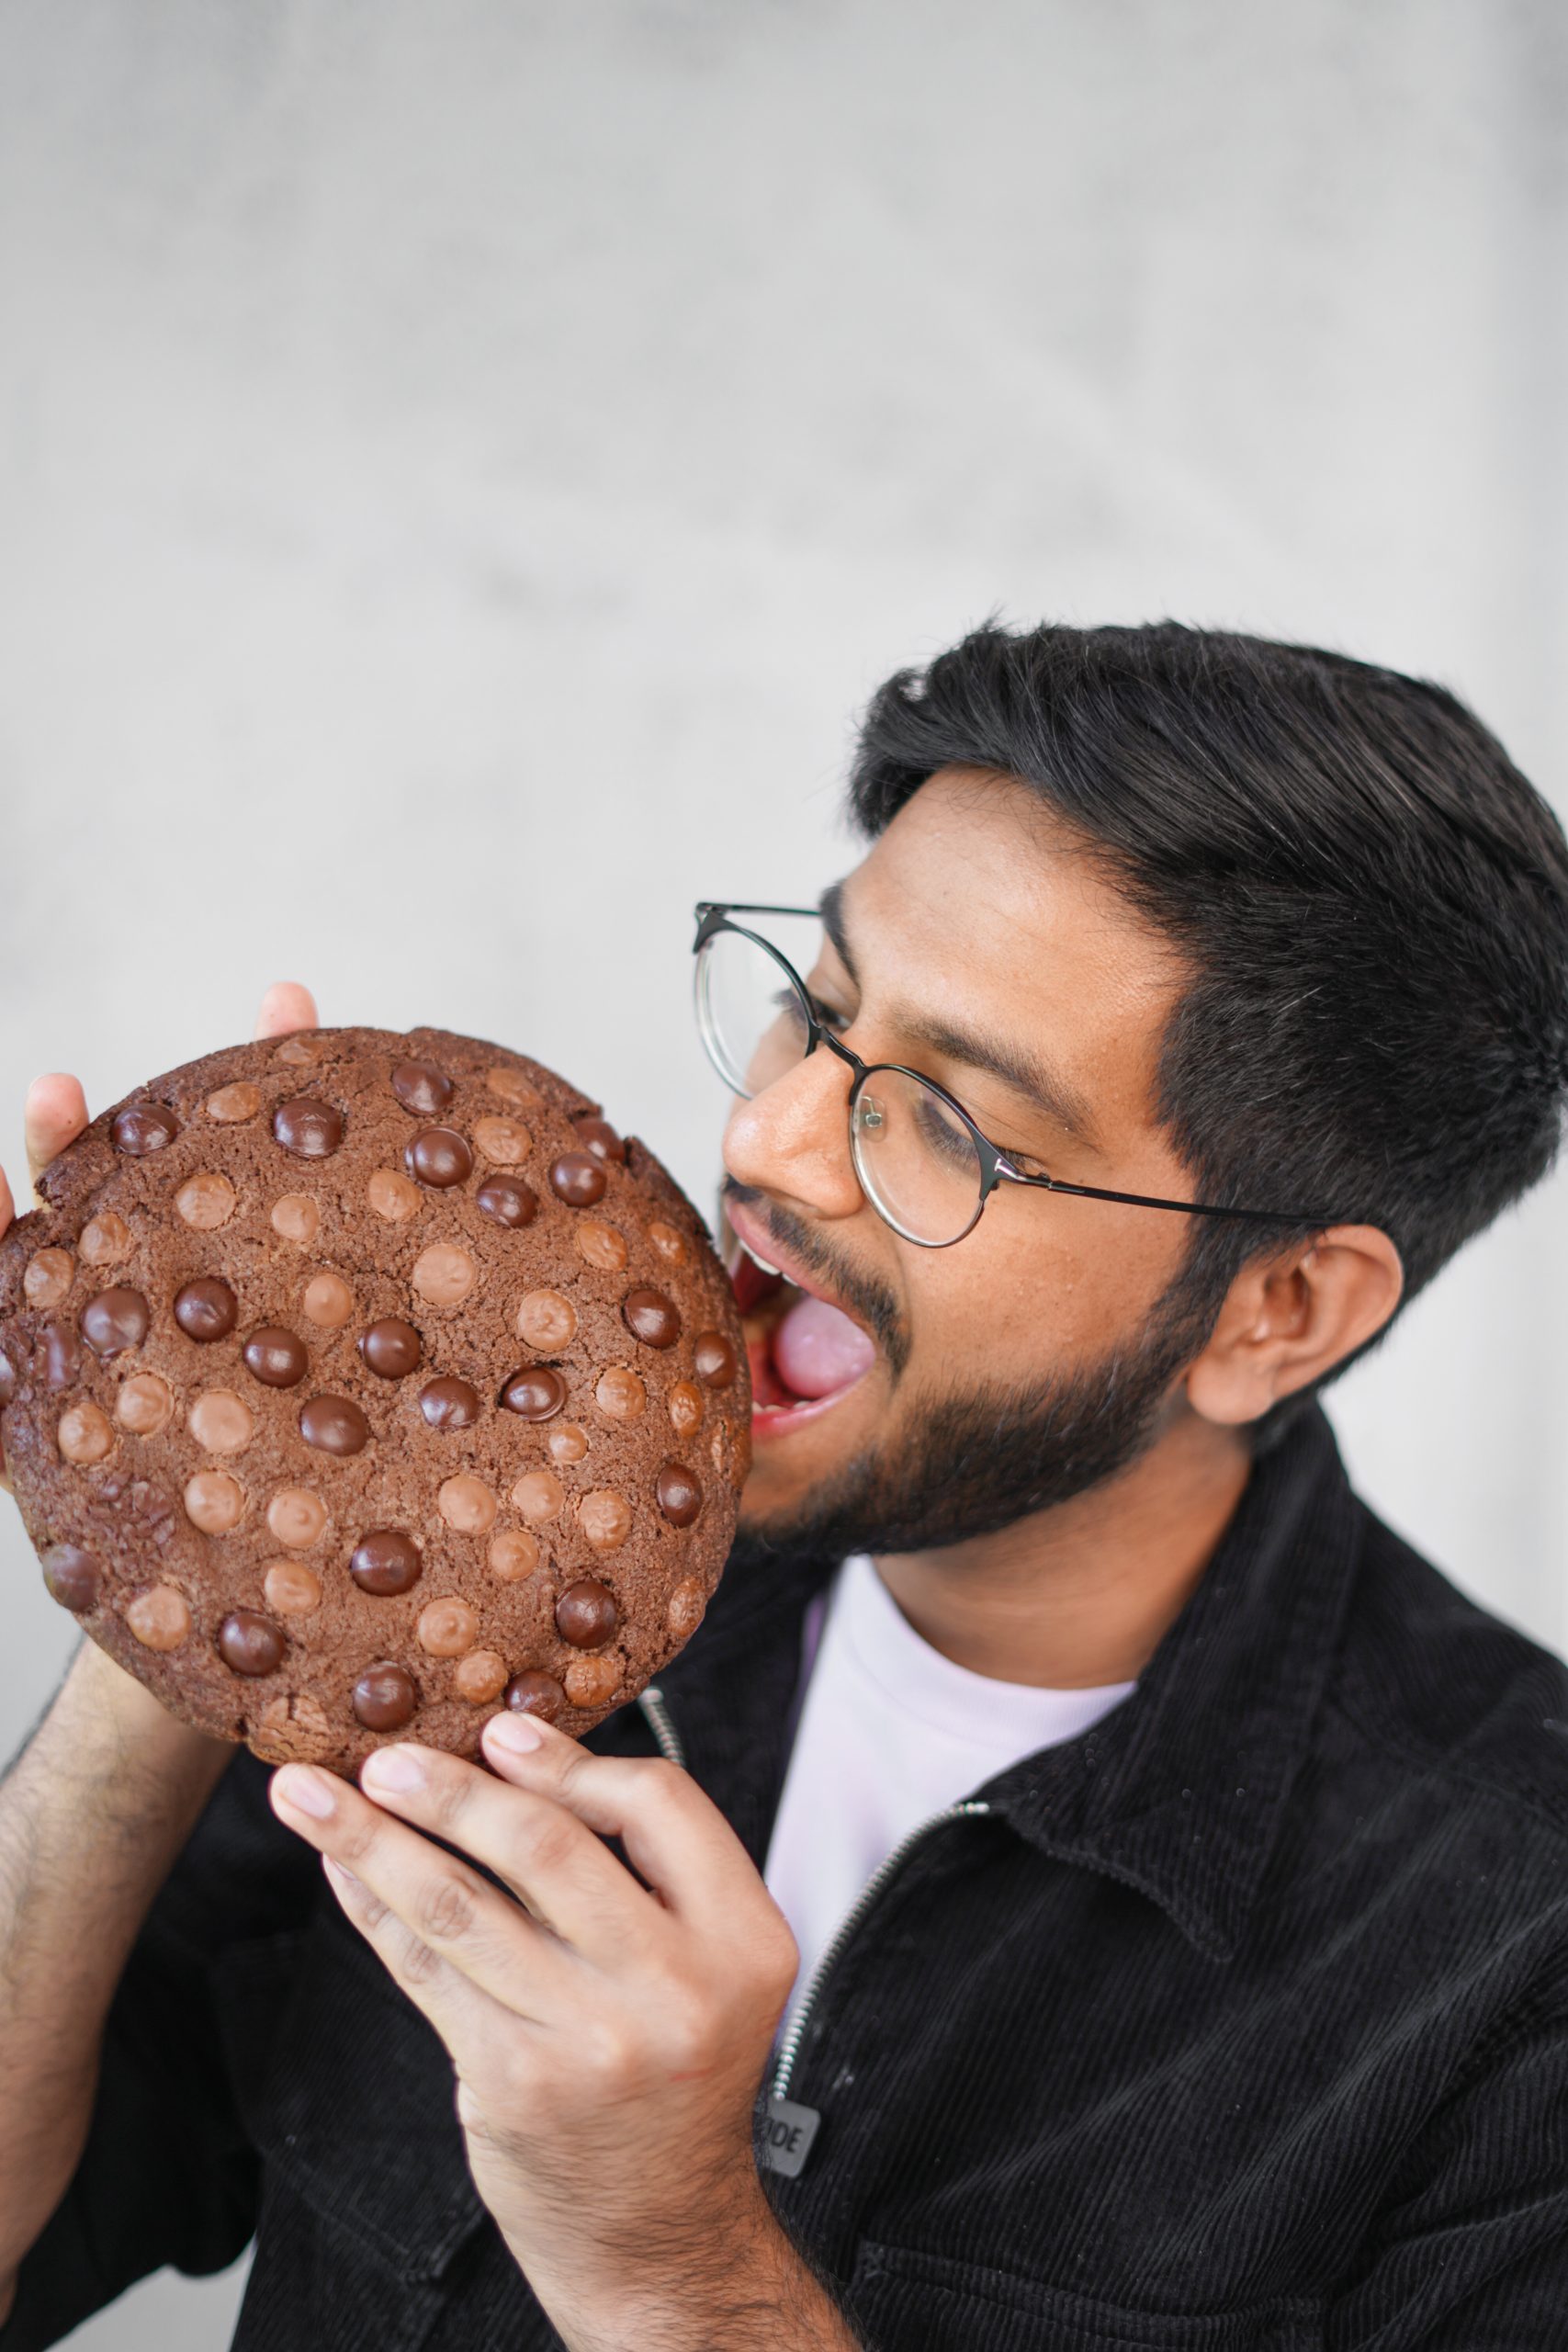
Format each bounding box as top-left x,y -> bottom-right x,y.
1184,1226 -> 1404,1429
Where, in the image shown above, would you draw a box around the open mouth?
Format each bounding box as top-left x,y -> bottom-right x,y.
723,1204 -> 879,1441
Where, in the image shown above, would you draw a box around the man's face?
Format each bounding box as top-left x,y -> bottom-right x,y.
719,764 -> 1217,1556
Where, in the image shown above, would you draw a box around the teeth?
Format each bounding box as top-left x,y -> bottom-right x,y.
740,1238 -> 782,1278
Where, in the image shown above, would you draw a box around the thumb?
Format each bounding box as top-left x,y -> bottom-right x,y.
254,983 -> 320,1041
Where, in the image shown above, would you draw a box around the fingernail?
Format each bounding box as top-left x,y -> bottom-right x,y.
273,1765 -> 336,1818
485,1711 -> 545,1754
362,1746 -> 425,1792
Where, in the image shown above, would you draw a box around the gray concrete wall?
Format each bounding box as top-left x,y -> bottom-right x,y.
0,2 -> 1563,2340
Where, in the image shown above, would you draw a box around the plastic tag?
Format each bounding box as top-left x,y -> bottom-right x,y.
759,2094 -> 821,2178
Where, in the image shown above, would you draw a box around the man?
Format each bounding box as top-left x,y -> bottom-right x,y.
3,619 -> 1567,2349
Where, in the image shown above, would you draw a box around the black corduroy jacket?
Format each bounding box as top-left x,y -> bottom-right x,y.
6,1403 -> 1568,2350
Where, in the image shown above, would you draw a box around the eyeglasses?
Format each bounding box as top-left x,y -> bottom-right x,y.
693,901 -> 1336,1250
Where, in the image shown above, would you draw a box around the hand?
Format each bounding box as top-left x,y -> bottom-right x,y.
265,1714 -> 839,2349
1,981 -> 319,1502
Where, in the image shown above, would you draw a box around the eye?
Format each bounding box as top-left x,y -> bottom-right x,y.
910,1086 -> 980,1172
806,989 -> 852,1036
767,985 -> 811,1040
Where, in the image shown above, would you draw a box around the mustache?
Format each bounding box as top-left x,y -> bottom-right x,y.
720,1176 -> 910,1379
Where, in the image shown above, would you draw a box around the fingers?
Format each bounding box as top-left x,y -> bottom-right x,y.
268,1761 -> 574,2033
319,1851 -> 520,2073
479,1713 -> 764,1938
355,1741 -> 656,1957
24,1074 -> 89,1191
254,982 -> 319,1041
17,996 -> 317,1193
14,989 -> 319,1197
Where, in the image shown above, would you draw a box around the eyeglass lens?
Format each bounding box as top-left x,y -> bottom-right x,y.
696,921 -> 986,1246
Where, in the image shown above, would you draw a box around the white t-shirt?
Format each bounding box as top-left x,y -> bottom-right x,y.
762,1551 -> 1136,2033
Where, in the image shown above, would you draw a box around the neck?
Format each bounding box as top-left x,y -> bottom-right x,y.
871,1407 -> 1253,1688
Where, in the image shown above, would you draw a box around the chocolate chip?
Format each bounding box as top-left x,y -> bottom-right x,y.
622,1287 -> 682,1348
350,1531 -> 423,1595
353,1660 -> 418,1730
412,1244 -> 476,1306
390,1060 -> 454,1115
500,1366 -> 567,1420
668,1379 -> 703,1436
579,1489 -> 630,1549
217,1610 -> 285,1677
405,1128 -> 473,1188
667,1577 -> 706,1639
206,1081 -> 262,1123
418,1376 -> 481,1430
555,1577 -> 619,1649
243,1327 -> 309,1387
416,1597 -> 478,1657
184,1468 -> 245,1532
656,1462 -> 703,1527
516,1291 -> 577,1352
357,1319 -> 423,1379
111,1102 -> 178,1156
79,1287 -> 151,1358
299,1395 -> 370,1455
174,1278 -> 238,1343
126,1583 -> 192,1649
79,1212 -> 133,1266
564,1655 -> 619,1709
41,1544 -> 100,1611
693,1330 -> 739,1388
476,1177 -> 538,1229
175,1171 -> 236,1231
23,1250 -> 72,1310
503,1670 -> 566,1723
43,1323 -> 83,1388
571,1115 -> 626,1165
549,1151 -> 607,1207
272,1097 -> 344,1158
454,1650 -> 508,1703
58,1399 -> 114,1463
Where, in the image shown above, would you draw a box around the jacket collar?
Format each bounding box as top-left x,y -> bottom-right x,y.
651,1402 -> 1363,1962
976,1403 -> 1363,1959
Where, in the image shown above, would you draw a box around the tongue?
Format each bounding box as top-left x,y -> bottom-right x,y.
770,1294 -> 877,1399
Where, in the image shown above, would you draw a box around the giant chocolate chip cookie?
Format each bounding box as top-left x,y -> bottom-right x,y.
0,1028 -> 750,1774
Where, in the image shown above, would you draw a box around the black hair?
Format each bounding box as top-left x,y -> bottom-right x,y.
848,620 -> 1568,1409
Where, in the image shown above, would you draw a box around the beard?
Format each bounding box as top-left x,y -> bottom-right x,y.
730,1273 -> 1216,1564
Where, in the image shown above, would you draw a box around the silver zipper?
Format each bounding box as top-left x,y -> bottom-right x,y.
636,1685 -> 991,2178
771,1797 -> 993,2104
637,1683 -> 685,1770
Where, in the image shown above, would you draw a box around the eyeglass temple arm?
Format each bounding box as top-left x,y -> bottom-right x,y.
1005,1168 -> 1335,1227
693,909 -> 1334,1227
701,902 -> 820,914
693,901 -> 821,944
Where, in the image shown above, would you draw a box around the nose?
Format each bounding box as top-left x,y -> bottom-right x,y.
721,1046 -> 866,1224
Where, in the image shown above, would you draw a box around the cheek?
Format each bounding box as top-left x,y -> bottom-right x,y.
914,1212 -> 1179,1372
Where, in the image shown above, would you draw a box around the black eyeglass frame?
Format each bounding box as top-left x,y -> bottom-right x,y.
694,901 -> 1339,1247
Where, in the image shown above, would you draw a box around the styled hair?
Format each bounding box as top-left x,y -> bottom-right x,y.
848,620 -> 1568,1399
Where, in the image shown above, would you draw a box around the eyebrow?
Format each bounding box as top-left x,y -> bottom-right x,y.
817,879 -> 1101,1155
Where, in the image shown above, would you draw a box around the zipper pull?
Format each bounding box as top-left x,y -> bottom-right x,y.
760,2094 -> 821,2178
